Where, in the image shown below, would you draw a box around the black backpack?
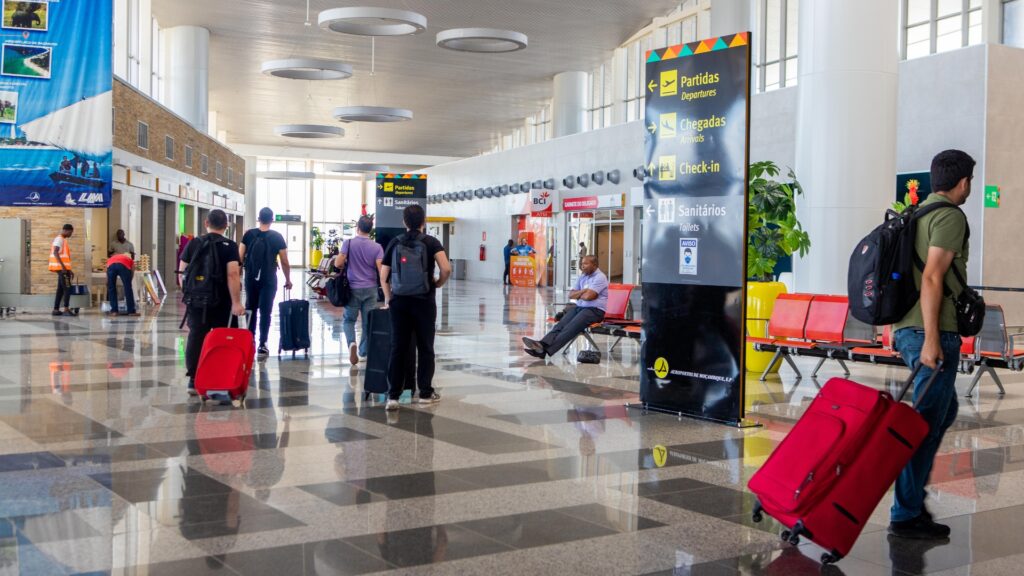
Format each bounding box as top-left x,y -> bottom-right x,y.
390,232 -> 431,297
182,234 -> 222,309
244,230 -> 272,281
848,202 -> 983,334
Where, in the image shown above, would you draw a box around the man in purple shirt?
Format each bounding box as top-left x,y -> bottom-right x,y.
522,255 -> 608,359
335,216 -> 384,365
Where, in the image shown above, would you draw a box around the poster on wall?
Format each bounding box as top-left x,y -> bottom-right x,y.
640,32 -> 752,425
375,173 -> 427,251
0,0 -> 113,207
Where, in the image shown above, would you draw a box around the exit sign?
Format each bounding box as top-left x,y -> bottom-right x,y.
275,214 -> 301,222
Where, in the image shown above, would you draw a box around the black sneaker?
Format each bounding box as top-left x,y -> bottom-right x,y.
187,378 -> 198,397
257,345 -> 270,358
51,310 -> 63,316
888,514 -> 951,540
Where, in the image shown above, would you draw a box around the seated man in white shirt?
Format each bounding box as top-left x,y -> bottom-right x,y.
522,255 -> 608,359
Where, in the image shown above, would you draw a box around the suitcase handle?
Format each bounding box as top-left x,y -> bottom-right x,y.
896,362 -> 943,409
228,311 -> 249,330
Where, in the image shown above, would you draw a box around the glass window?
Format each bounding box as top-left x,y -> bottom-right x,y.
968,8 -> 982,45
908,0 -> 931,23
765,0 -> 782,63
786,0 -> 799,58
185,146 -> 193,168
1006,0 -> 1024,47
215,161 -> 223,181
765,62 -> 781,91
201,154 -> 209,175
137,122 -> 148,149
757,0 -> 799,92
936,14 -> 963,53
904,0 -> 986,58
164,135 -> 174,160
906,23 -> 931,59
937,0 -> 961,18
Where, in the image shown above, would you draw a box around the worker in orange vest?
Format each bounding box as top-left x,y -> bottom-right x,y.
49,223 -> 75,316
106,252 -> 138,316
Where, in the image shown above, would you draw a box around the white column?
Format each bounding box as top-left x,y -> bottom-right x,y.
982,0 -> 1002,44
552,71 -> 588,138
243,157 -> 258,230
162,26 -> 209,132
710,0 -> 753,38
793,0 -> 898,294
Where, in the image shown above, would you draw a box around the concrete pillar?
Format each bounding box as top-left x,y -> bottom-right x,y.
162,26 -> 209,132
793,0 -> 899,294
710,0 -> 753,38
982,0 -> 1002,44
243,157 -> 257,230
552,71 -> 588,138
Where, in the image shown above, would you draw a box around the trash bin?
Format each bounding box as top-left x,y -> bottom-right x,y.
452,259 -> 467,280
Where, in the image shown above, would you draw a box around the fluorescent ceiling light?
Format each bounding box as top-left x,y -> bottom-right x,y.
325,162 -> 391,174
319,7 -> 426,36
332,106 -> 413,123
274,124 -> 345,138
436,28 -> 528,53
257,171 -> 316,180
261,58 -> 353,80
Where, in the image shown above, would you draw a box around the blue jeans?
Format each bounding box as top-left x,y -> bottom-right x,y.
891,328 -> 962,522
344,287 -> 379,357
245,278 -> 277,346
106,264 -> 136,314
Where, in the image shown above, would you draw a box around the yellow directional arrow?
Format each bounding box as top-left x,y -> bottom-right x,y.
647,122 -> 657,135
647,79 -> 657,93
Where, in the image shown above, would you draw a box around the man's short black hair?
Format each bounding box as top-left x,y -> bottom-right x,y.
507,239 -> 514,245
207,209 -> 228,230
931,149 -> 976,193
62,224 -> 73,232
258,207 -> 274,224
403,204 -> 425,231
357,216 -> 374,234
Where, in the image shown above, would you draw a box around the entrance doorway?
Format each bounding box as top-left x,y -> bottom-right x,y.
271,221 -> 306,269
140,196 -> 154,264
158,200 -> 176,291
568,209 -> 625,285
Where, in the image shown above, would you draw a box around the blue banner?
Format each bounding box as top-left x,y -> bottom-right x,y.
0,0 -> 112,207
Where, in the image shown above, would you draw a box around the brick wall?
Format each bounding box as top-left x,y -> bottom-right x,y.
113,79 -> 246,194
0,208 -> 86,295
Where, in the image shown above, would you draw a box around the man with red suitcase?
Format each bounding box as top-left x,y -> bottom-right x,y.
889,150 -> 976,540
179,209 -> 246,396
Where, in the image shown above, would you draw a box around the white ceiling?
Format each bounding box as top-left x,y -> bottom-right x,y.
151,0 -> 682,160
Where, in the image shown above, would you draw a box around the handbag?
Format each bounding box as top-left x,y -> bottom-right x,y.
951,268 -> 985,337
577,350 -> 601,364
326,264 -> 351,307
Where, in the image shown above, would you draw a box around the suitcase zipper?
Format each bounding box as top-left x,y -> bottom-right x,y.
794,472 -> 813,500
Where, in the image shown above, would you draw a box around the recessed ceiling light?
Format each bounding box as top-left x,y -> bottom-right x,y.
257,171 -> 316,180
274,124 -> 344,139
436,28 -> 528,53
319,7 -> 427,37
332,106 -> 413,123
325,162 -> 391,174
261,58 -> 353,80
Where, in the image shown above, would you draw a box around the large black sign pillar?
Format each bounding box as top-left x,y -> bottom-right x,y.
640,33 -> 753,426
375,173 -> 428,251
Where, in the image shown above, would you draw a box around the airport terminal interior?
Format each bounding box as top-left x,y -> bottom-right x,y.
1,0 -> 1024,574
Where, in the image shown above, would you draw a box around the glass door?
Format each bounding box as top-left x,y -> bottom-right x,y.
271,222 -> 306,270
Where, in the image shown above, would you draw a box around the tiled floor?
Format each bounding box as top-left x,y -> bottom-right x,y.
0,280 -> 1021,575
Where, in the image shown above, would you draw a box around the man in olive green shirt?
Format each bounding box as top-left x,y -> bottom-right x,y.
889,149 -> 974,541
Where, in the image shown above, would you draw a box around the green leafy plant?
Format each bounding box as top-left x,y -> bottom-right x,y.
747,160 -> 811,282
310,227 -> 324,251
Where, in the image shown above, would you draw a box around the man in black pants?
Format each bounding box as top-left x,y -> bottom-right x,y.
380,205 -> 452,412
179,209 -> 245,395
239,207 -> 292,358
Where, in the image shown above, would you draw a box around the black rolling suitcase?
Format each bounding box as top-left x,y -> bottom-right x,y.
278,290 -> 311,357
363,308 -> 415,400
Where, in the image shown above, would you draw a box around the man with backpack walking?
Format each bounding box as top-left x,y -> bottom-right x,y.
380,205 -> 451,411
887,150 -> 975,540
179,209 -> 245,395
239,207 -> 292,358
335,215 -> 383,366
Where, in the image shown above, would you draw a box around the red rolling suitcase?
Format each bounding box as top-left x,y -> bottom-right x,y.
748,364 -> 940,565
194,314 -> 254,407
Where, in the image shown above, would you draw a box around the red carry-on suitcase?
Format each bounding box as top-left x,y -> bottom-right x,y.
748,364 -> 940,565
194,314 -> 254,407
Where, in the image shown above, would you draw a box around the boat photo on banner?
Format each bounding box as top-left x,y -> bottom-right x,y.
0,0 -> 113,207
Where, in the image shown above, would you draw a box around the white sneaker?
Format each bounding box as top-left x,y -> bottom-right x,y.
385,399 -> 400,411
416,393 -> 441,405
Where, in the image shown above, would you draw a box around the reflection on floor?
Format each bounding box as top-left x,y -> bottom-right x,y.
0,280 -> 1020,575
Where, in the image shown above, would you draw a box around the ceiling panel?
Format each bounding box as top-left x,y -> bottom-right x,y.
152,0 -> 680,158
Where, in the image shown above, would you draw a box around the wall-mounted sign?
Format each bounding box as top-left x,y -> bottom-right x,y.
984,185 -> 1001,208
641,32 -> 752,426
530,188 -> 553,218
0,0 -> 113,207
275,214 -> 302,222
562,194 -> 625,212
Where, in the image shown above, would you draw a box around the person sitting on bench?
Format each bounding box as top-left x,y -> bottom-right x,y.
522,255 -> 607,359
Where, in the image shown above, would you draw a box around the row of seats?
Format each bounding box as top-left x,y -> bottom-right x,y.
748,293 -> 1024,397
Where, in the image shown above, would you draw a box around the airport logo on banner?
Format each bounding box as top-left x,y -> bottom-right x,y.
530,188 -> 552,218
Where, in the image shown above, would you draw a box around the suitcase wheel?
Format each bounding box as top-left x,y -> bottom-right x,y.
780,530 -> 800,545
821,552 -> 842,565
752,501 -> 764,523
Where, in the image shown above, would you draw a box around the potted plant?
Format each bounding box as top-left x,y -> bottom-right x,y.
310,227 -> 325,269
746,160 -> 811,373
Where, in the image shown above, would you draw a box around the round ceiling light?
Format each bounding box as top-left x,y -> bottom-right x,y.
319,7 -> 427,37
274,124 -> 345,139
332,106 -> 413,123
257,171 -> 316,180
261,58 -> 353,81
436,28 -> 528,53
325,162 -> 390,174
